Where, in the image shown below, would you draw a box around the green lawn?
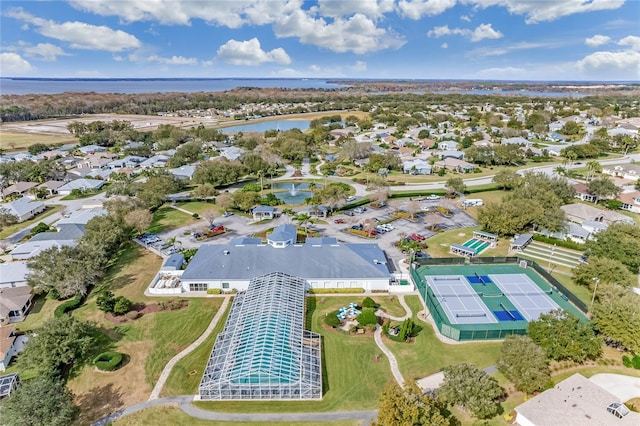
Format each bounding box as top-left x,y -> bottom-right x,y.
0,204 -> 63,239
385,295 -> 502,381
550,272 -> 592,306
162,301 -> 232,396
175,201 -> 218,215
147,205 -> 198,233
13,294 -> 64,334
113,406 -> 364,426
192,296 -> 394,413
60,186 -> 107,201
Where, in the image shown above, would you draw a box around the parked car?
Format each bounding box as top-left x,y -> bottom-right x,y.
334,218 -> 346,224
353,207 -> 364,214
351,224 -> 363,231
375,226 -> 387,234
222,211 -> 234,217
381,224 -> 394,231
426,194 -> 441,200
344,210 -> 355,216
346,196 -> 357,202
410,233 -> 425,241
210,225 -> 225,232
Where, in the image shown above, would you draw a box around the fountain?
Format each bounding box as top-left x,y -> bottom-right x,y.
290,184 -> 298,197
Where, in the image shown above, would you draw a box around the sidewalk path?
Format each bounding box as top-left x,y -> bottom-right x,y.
149,296 -> 231,400
373,294 -> 411,387
93,395 -> 377,425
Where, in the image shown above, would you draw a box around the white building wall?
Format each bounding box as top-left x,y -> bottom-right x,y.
514,412 -> 536,426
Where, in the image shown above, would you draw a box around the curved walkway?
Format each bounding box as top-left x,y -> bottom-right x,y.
373,294 -> 411,387
149,296 -> 231,400
93,395 -> 377,425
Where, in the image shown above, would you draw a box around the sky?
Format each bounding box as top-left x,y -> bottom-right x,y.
1,0 -> 639,81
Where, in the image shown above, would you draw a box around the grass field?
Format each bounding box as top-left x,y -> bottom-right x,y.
147,204 -> 199,233
113,406 -> 364,426
191,296 -> 393,413
385,295 -> 502,381
0,204 -> 63,239
0,130 -> 76,152
424,226 -> 511,258
174,200 -> 218,215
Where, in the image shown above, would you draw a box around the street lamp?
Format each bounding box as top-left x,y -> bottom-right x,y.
548,245 -> 556,269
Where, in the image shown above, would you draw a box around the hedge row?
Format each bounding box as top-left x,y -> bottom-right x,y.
206,288 -> 222,295
532,234 -> 585,251
54,294 -> 83,318
307,288 -> 365,294
94,352 -> 124,371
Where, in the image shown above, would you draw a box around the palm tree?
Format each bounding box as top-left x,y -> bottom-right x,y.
293,212 -> 312,236
586,161 -> 601,181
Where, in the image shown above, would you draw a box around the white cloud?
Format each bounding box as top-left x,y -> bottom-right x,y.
470,23 -> 503,41
318,0 -> 395,18
585,35 -> 612,48
427,23 -> 502,42
147,55 -> 198,65
273,11 -> 405,54
576,50 -> 640,79
469,41 -> 563,57
460,15 -> 471,22
618,35 -> 640,51
0,52 -> 34,75
464,0 -> 626,24
20,42 -> 71,61
397,0 -> 457,19
216,38 -> 291,66
6,8 -> 140,52
441,42 -> 448,48
475,66 -> 526,78
349,60 -> 367,72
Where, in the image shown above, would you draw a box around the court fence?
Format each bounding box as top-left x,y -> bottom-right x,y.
528,261 -> 588,314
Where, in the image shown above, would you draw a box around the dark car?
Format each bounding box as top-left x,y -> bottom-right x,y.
344,210 -> 355,216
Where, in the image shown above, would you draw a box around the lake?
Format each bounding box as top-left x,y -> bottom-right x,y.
221,120 -> 311,133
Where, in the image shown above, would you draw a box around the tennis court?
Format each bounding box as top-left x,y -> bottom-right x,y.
490,273 -> 559,321
425,275 -> 497,324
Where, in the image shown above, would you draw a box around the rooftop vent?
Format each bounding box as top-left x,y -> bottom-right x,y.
223,250 -> 230,255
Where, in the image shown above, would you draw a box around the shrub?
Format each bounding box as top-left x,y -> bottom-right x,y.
307,288 -> 365,294
362,296 -> 378,309
54,294 -> 83,318
30,222 -> 50,236
113,296 -> 132,315
94,352 -> 124,371
633,355 -> 640,370
206,288 -> 222,295
325,310 -> 342,328
96,291 -> 116,313
357,308 -> 379,326
158,300 -> 186,311
623,355 -> 632,368
192,213 -> 199,219
532,234 -> 584,251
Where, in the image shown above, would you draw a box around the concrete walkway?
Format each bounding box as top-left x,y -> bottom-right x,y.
590,374 -> 640,402
149,296 -> 231,400
373,294 -> 411,388
93,394 -> 377,425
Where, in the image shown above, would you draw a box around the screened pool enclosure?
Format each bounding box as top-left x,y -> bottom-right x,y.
198,272 -> 322,400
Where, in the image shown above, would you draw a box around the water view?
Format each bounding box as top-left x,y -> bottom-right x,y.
220,120 -> 311,133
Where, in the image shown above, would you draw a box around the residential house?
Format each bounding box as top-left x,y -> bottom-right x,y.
514,373 -> 640,426
169,165 -> 196,180
403,159 -> 432,175
501,137 -> 532,147
219,146 -> 245,161
573,183 -> 598,203
438,140 -> 459,151
0,182 -> 37,200
394,137 -> 414,147
434,158 -> 475,173
542,221 -> 591,244
57,178 -> 105,195
10,153 -> 34,162
0,326 -> 25,371
0,262 -> 29,288
607,127 -> 637,138
78,145 -> 106,155
107,155 -> 146,169
561,203 -> 635,226
440,150 -> 465,160
306,205 -> 328,219
252,205 -> 276,221
602,163 -> 640,181
548,121 -> 564,132
40,149 -> 68,160
139,154 -> 170,169
10,240 -> 76,260
77,156 -> 113,171
420,138 -> 436,150
36,180 -> 64,197
618,191 -> 640,214
0,197 -> 45,222
0,286 -> 33,323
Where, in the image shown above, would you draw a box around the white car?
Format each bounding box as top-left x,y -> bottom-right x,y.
426,194 -> 441,200
346,196 -> 357,202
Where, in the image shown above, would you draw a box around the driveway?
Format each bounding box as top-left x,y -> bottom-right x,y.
590,374 -> 640,402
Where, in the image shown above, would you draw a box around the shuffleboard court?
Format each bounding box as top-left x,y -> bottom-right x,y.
425,275 -> 497,324
490,273 -> 559,321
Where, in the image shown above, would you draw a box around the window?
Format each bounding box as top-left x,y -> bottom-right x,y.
222,282 -> 230,289
189,283 -> 208,292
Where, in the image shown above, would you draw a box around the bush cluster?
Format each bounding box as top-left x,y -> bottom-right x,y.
622,355 -> 640,369
206,288 -> 222,295
54,294 -> 83,318
96,291 -> 133,315
158,300 -> 186,310
94,352 -> 124,371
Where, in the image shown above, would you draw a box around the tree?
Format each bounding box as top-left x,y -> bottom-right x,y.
356,308 -> 379,326
200,208 -> 218,226
361,296 -> 378,308
528,309 -> 601,362
498,335 -> 550,394
215,192 -> 234,213
0,376 -> 78,426
372,381 -> 454,426
124,208 -> 153,234
585,223 -> 640,273
325,310 -> 341,327
135,173 -> 183,210
406,200 -> 421,220
96,290 -> 116,313
587,177 -> 619,202
437,363 -> 503,419
293,212 -> 312,236
0,207 -> 19,230
445,177 -> 466,196
585,160 -> 602,181
232,190 -> 261,212
492,169 -> 522,190
113,296 -> 133,315
592,285 -> 640,353
18,315 -> 96,376
572,256 -> 636,291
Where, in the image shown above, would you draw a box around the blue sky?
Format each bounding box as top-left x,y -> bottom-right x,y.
1,0 -> 639,80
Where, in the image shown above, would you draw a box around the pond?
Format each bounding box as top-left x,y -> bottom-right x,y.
221,120 -> 311,133
269,182 -> 323,205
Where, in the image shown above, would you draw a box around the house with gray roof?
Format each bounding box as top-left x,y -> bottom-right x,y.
252,205 -> 276,221
178,225 -> 391,293
1,182 -> 37,201
78,145 -> 107,155
403,158 -> 432,175
439,150 -> 465,160
0,197 -> 45,222
55,208 -> 106,227
169,165 -> 196,180
57,178 -> 105,195
501,137 -> 532,147
0,262 -> 29,288
0,286 -> 33,323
